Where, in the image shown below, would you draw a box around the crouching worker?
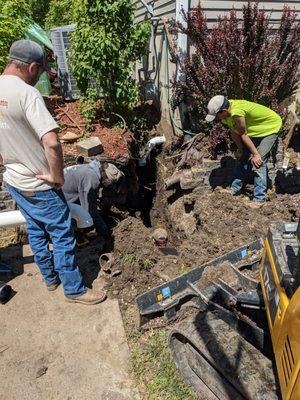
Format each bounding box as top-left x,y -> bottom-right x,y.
62,159 -> 124,238
206,96 -> 282,206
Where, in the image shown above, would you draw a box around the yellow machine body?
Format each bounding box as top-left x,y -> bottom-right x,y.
260,235 -> 300,400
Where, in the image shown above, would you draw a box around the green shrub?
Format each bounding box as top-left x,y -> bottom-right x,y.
70,0 -> 151,115
29,0 -> 50,28
171,1 -> 300,153
0,0 -> 31,72
45,0 -> 77,29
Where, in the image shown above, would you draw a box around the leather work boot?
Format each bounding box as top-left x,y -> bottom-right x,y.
65,289 -> 107,305
46,280 -> 61,291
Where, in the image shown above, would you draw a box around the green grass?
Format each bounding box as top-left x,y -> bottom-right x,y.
123,252 -> 136,262
124,307 -> 197,400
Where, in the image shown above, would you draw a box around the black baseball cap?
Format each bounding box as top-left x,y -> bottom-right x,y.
9,39 -> 51,72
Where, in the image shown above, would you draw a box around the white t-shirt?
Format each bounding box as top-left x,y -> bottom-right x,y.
0,75 -> 59,191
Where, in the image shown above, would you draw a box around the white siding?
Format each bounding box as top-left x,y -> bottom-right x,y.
132,0 -> 176,23
192,1 -> 300,28
132,0 -> 300,125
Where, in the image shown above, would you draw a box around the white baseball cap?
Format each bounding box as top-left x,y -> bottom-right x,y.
205,95 -> 228,122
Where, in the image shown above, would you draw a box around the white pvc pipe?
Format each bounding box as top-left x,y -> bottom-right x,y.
68,203 -> 93,229
0,203 -> 93,229
0,210 -> 26,228
149,136 -> 166,146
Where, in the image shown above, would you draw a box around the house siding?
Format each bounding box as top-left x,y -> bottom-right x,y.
132,0 -> 300,125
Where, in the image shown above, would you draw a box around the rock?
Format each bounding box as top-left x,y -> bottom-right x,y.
76,137 -> 103,156
180,176 -> 204,190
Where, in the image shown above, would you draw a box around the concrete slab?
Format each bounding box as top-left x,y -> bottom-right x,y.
0,245 -> 140,400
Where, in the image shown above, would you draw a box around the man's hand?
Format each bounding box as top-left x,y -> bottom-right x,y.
36,173 -> 65,189
251,154 -> 263,168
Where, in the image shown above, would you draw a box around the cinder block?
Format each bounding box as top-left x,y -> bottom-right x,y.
76,137 -> 103,156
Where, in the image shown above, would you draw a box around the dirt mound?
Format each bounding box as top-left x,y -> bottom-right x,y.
196,262 -> 237,290
108,191 -> 299,306
106,217 -> 165,306
179,191 -> 299,267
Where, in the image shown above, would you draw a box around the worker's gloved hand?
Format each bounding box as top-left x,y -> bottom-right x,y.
251,153 -> 263,168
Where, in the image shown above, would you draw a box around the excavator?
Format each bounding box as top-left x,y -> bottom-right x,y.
136,222 -> 300,399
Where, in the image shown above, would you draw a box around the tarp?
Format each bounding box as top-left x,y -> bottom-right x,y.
23,17 -> 53,96
24,17 -> 53,51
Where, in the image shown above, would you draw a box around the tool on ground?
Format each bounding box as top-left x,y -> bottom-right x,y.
99,253 -> 121,277
0,281 -> 12,304
136,222 -> 300,399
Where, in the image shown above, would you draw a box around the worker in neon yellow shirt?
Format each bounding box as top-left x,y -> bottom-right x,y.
205,96 -> 282,206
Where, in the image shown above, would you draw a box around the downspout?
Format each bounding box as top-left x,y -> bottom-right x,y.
176,0 -> 188,82
175,0 -> 189,134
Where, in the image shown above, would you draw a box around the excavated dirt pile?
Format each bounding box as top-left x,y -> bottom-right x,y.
108,190 -> 300,307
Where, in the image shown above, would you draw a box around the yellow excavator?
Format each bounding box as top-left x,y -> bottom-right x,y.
260,223 -> 300,400
137,222 -> 300,399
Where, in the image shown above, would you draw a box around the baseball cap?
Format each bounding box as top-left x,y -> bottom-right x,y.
104,163 -> 124,186
9,39 -> 51,72
205,95 -> 228,122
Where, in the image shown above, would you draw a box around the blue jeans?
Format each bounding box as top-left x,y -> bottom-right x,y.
7,184 -> 86,297
231,134 -> 278,202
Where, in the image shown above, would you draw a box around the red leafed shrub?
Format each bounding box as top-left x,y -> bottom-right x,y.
171,1 -> 300,154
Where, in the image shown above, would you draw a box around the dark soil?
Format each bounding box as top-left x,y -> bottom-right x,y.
107,190 -> 300,307
196,262 -> 237,290
105,217 -> 167,306
180,190 -> 299,267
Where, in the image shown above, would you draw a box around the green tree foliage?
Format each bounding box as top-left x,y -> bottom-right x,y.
29,0 -> 50,27
0,0 -> 32,72
45,0 -> 77,29
71,0 -> 151,114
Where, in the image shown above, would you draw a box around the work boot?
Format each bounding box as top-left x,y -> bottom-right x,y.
46,279 -> 61,291
65,289 -> 107,305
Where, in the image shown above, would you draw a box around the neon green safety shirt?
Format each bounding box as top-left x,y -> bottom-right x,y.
222,100 -> 282,138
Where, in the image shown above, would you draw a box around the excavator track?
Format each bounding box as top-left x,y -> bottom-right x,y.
169,310 -> 280,399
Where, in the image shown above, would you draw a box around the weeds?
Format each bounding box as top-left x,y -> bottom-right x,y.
123,253 -> 136,263
123,307 -> 197,400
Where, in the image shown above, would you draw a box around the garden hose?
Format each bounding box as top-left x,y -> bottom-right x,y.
146,16 -> 197,137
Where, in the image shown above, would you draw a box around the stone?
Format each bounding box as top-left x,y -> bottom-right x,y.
202,158 -> 220,171
76,137 -> 103,156
180,176 -> 204,190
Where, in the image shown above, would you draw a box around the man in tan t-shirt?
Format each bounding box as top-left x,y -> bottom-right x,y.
0,40 -> 105,305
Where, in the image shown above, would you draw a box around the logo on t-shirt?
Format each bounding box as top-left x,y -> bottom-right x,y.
0,99 -> 10,129
0,99 -> 8,109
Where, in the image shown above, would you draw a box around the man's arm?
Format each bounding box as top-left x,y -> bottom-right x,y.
230,130 -> 243,158
233,116 -> 263,167
36,130 -> 65,188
